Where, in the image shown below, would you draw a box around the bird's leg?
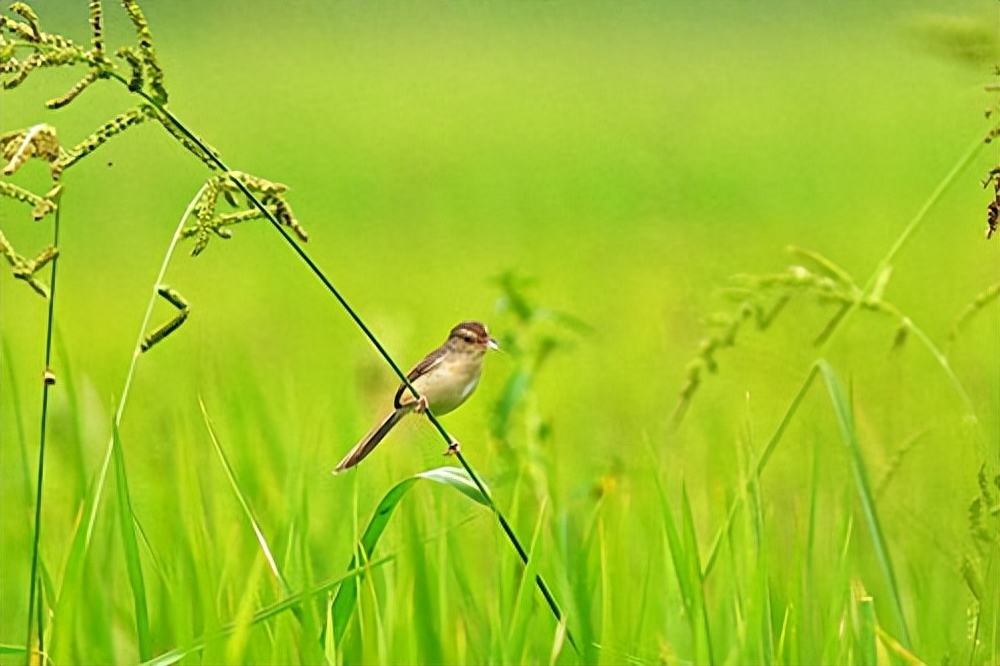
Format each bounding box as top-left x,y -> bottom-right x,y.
413,394 -> 430,414
443,438 -> 461,456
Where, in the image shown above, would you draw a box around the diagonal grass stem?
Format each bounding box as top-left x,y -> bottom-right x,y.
700,131 -> 988,606
24,190 -> 61,664
110,74 -> 579,653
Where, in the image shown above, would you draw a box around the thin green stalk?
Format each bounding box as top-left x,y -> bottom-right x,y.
81,185 -> 206,555
702,131 -> 986,581
109,74 -> 578,653
25,191 -> 61,664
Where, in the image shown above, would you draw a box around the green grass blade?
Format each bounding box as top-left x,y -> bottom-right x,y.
142,557 -> 393,666
508,499 -> 548,661
330,466 -> 489,643
680,485 -> 714,666
817,360 -> 912,649
199,397 -> 289,592
111,421 -> 153,662
857,593 -> 877,666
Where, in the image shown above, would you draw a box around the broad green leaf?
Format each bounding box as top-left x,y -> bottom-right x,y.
330,466 -> 489,644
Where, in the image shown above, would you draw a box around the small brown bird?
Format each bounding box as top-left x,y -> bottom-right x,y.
333,321 -> 499,473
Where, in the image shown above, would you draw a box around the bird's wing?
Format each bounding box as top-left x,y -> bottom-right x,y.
394,345 -> 447,408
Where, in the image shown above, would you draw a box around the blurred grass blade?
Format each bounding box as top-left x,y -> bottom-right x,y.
655,476 -> 714,664
142,557 -> 392,666
331,466 -> 489,643
508,499 -> 548,659
199,397 -> 288,591
680,485 -> 714,666
857,593 -> 877,666
876,626 -> 927,666
0,645 -> 27,655
818,360 -> 912,649
112,422 -> 153,662
491,368 -> 531,438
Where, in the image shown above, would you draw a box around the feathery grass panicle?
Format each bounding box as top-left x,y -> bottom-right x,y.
672,246 -> 924,425
949,282 -> 1000,347
180,171 -> 306,255
1,124 -> 61,177
120,0 -> 167,103
982,167 -> 999,240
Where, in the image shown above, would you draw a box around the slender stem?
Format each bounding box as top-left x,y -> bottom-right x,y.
82,186 -> 205,551
25,193 -> 62,665
701,131 -> 987,583
109,77 -> 578,652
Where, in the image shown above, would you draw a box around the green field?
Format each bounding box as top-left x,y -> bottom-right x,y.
2,2 -> 998,664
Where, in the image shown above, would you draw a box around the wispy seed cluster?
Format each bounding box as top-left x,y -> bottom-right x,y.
0,229 -> 57,297
1,1 -> 307,310
672,246 -> 911,424
182,171 -> 308,256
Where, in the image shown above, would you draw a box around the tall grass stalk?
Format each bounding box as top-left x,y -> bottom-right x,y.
24,192 -> 61,663
701,130 -> 990,600
80,184 -> 206,550
99,71 -> 578,651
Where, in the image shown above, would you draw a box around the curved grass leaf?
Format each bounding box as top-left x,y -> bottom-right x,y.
817,360 -> 912,649
112,421 -> 152,662
330,466 -> 489,644
198,398 -> 288,591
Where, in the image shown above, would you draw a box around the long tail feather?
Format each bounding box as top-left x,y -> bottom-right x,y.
333,408 -> 408,473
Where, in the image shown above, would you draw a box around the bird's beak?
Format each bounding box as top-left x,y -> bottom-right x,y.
487,337 -> 500,351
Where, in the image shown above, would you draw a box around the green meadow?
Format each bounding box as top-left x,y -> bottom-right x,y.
1,1 -> 998,664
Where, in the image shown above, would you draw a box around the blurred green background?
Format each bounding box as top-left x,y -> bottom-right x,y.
2,1 -> 998,664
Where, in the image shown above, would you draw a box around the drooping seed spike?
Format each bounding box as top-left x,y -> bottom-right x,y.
140,310 -> 189,352
54,107 -> 148,177
46,69 -> 100,109
121,0 -> 167,103
8,2 -> 40,41
0,14 -> 36,43
156,285 -> 190,310
88,0 -> 106,57
115,46 -> 143,91
0,232 -> 58,298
